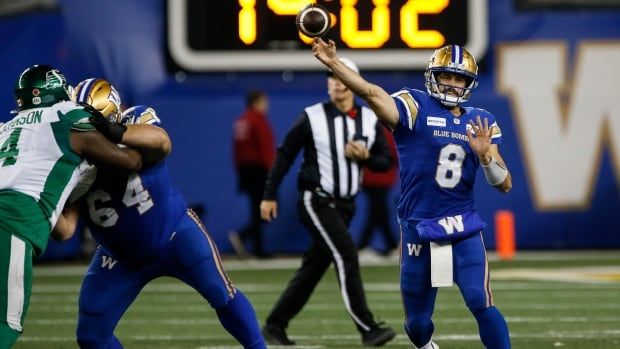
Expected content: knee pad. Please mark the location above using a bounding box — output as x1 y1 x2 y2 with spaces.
461 286 489 313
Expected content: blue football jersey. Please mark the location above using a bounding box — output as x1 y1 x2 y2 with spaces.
391 88 502 221
79 118 187 264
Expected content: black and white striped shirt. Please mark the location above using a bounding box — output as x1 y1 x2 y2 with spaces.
264 101 392 200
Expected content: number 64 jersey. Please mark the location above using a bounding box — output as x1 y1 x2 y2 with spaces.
391 88 502 222
78 126 187 265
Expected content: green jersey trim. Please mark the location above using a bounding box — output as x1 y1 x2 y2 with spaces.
0 190 50 256
61 109 95 132
37 118 82 223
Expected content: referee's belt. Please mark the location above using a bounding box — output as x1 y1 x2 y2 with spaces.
313 187 355 201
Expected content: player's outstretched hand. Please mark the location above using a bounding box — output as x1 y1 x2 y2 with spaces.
312 38 338 68
260 200 278 222
466 115 492 163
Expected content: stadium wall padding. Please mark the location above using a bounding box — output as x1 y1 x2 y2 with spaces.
0 0 618 258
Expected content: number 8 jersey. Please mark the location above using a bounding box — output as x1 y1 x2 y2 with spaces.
391 88 502 222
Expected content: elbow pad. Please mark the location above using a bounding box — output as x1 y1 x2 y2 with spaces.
481 157 508 186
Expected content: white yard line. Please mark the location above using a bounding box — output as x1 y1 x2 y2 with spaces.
19 330 620 343
32 250 620 277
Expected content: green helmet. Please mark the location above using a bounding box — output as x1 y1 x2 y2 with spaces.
14 64 71 111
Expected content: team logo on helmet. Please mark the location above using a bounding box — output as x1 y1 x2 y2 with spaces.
13 64 71 111
73 78 123 123
45 69 67 89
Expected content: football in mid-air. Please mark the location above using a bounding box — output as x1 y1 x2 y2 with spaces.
296 4 331 38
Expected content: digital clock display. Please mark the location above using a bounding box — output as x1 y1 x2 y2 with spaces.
167 0 488 71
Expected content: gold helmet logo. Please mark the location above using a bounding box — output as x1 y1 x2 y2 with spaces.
73 78 122 123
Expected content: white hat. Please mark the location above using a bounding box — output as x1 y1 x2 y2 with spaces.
327 57 359 75
339 57 359 73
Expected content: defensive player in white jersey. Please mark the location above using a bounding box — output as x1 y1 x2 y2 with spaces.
0 65 143 348
312 40 512 349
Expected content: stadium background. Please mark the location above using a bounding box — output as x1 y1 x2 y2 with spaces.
0 0 619 259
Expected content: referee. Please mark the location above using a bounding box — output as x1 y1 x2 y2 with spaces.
260 58 396 347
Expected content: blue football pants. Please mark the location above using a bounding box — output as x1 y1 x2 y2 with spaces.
400 224 510 348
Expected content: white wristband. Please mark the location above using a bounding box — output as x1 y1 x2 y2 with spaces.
481 156 508 186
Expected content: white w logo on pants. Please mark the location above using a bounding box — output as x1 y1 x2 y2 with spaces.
437 215 464 235
101 255 118 270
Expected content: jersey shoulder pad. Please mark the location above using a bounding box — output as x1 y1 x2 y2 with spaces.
391 88 429 131
54 101 96 132
467 107 494 120
465 107 502 139
122 105 162 126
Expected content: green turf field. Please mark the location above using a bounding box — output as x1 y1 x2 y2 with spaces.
14 251 620 349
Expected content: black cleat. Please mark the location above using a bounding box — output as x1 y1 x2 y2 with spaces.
361 323 396 347
262 324 296 346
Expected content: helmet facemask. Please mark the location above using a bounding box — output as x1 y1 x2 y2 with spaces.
424 45 479 108
425 69 478 107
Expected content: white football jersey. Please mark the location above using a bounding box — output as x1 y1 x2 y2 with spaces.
0 101 91 227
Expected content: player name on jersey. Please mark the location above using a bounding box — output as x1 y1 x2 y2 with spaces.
0 110 42 133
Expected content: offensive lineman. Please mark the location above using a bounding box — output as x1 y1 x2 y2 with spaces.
54 79 266 349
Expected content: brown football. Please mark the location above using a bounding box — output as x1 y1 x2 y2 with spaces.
296 4 331 38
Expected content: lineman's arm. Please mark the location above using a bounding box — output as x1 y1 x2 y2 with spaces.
89 111 171 165
51 202 80 241
120 124 171 165
312 38 407 130
70 130 142 172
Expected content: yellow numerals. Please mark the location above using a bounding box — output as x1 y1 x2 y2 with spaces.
401 0 448 48
239 0 257 45
267 0 309 14
340 0 390 48
239 0 450 48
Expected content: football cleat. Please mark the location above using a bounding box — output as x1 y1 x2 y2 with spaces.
425 44 478 107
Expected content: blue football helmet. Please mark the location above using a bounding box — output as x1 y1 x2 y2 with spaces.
121 105 161 125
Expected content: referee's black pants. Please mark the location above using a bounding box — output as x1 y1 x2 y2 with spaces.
266 190 376 333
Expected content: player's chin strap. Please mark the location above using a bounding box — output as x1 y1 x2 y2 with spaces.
481 156 508 186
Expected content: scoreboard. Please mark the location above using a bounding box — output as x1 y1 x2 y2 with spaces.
167 0 488 71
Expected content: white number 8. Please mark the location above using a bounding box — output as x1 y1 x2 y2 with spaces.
435 144 465 188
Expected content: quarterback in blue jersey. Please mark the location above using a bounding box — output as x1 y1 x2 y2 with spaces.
54 79 266 349
312 40 512 349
